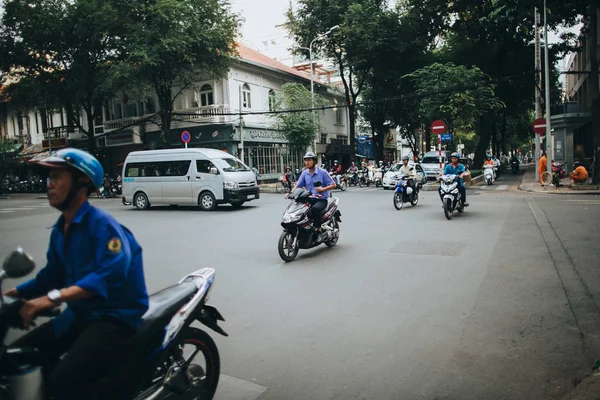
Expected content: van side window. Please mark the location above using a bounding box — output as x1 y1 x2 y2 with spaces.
125 161 191 177
196 160 216 174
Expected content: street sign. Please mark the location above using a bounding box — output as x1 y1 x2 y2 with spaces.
181 131 191 143
532 118 546 136
440 133 453 142
430 120 447 135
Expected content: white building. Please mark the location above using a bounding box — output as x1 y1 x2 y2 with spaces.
1 43 349 178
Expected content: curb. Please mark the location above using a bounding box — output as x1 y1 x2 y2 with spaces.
518 185 600 196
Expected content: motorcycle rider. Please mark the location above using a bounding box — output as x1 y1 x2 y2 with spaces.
283 166 294 191
483 155 496 181
330 160 342 186
347 161 359 185
398 155 417 193
4 148 149 400
441 152 469 207
290 152 336 243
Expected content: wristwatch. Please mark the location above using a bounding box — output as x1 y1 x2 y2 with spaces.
47 289 62 305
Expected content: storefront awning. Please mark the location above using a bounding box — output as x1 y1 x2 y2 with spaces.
28 151 51 163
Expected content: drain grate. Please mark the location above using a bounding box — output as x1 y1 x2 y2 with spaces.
390 241 465 257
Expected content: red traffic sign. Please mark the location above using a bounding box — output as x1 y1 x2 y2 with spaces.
181 131 191 143
532 118 546 136
430 120 447 135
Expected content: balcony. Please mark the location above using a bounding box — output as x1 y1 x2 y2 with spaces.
44 126 80 139
173 104 230 124
104 116 144 132
550 102 581 116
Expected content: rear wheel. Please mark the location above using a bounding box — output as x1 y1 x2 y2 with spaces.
443 198 453 220
410 192 419 206
325 219 340 247
134 192 149 210
278 231 299 262
393 192 403 210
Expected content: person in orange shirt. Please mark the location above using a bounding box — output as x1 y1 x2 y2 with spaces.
538 152 547 185
570 161 588 184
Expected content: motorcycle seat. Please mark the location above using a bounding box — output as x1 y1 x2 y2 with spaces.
141 281 198 327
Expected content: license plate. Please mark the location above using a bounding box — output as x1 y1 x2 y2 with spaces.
246 194 255 200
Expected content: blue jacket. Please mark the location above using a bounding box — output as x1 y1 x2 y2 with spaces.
17 202 149 337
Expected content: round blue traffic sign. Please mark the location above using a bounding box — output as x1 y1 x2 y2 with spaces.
181 131 191 143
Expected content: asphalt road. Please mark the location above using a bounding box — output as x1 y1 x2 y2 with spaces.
1 170 599 400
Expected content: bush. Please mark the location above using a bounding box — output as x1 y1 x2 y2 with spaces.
470 169 483 178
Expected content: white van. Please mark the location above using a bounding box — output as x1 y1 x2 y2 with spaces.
421 150 452 179
122 148 259 210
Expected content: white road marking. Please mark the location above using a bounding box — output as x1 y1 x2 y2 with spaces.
0 210 15 214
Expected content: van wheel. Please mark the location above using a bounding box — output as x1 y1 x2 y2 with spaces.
134 192 149 210
199 192 217 211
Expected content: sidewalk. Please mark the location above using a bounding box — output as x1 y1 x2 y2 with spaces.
519 167 600 195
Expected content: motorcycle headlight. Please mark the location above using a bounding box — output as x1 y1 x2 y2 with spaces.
223 181 238 189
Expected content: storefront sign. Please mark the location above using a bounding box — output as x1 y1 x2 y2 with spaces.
244 129 286 143
42 138 68 149
385 130 396 149
106 130 134 147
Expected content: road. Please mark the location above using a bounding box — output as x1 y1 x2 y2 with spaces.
1 169 599 400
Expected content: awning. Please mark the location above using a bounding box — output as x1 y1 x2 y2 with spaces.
28 151 51 163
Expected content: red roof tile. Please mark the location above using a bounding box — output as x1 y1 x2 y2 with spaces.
236 43 311 82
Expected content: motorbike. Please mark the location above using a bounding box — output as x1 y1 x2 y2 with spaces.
358 170 371 187
278 185 342 262
347 171 358 186
112 179 123 195
0 247 227 400
551 162 566 186
484 164 495 185
439 174 464 220
276 173 294 194
374 168 384 188
329 172 347 191
511 161 519 174
393 175 419 210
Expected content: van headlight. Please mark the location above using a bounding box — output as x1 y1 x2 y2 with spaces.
223 181 238 189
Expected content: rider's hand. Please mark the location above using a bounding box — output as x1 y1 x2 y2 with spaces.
20 296 55 330
315 187 326 193
3 288 18 297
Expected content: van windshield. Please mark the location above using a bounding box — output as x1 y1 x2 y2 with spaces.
422 156 447 164
212 158 250 172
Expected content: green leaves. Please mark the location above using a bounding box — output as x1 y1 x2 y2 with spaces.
271 83 323 153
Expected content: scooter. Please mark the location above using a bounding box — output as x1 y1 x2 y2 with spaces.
393 175 419 210
439 174 464 220
278 184 342 262
484 164 495 185
0 248 227 400
329 172 347 191
374 168 383 188
511 161 519 174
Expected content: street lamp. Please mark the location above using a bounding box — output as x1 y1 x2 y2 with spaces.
296 25 339 153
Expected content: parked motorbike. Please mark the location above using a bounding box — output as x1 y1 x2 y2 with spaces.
278 185 342 262
484 164 495 185
0 248 226 400
393 175 419 210
551 162 566 186
439 174 464 220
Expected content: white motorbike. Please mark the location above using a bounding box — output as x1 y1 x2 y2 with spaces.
484 164 495 185
374 168 384 188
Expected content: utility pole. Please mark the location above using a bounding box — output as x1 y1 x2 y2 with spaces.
543 0 552 176
238 85 244 162
534 7 542 175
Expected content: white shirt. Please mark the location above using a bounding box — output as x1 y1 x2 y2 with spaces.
398 164 416 178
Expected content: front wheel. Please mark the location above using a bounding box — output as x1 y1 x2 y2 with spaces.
443 198 453 220
275 181 286 194
278 231 299 262
393 192 403 210
199 192 217 211
358 179 364 188
339 181 347 191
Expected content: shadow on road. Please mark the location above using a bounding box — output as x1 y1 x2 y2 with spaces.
122 204 259 213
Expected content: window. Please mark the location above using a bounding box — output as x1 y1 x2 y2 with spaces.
112 101 123 120
200 84 214 107
320 134 328 144
212 158 249 172
335 109 343 125
268 89 276 112
196 160 217 174
242 83 251 108
125 161 191 177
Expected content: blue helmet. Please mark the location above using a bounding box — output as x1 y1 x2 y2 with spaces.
451 152 460 159
38 148 104 189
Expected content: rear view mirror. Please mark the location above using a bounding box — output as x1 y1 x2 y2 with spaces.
314 181 322 187
209 167 218 175
2 248 35 279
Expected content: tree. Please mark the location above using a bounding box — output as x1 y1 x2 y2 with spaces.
119 0 240 146
287 0 393 154
271 83 324 154
0 0 128 151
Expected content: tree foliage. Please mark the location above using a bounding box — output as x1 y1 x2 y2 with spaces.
271 83 324 153
119 0 240 145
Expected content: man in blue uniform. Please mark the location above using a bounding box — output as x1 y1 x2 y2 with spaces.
441 152 469 207
5 148 149 399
